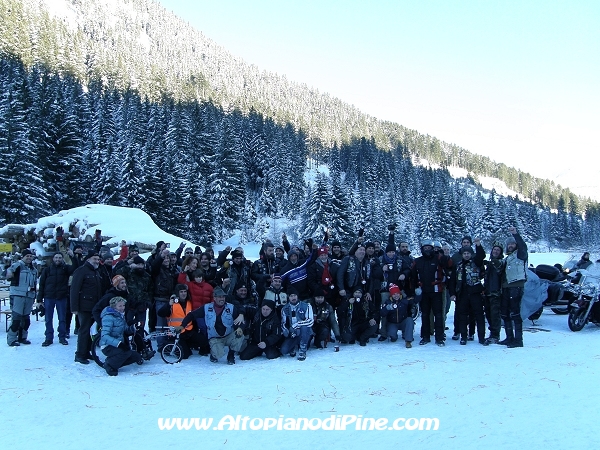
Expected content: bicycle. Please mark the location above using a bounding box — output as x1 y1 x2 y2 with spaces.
91 326 183 366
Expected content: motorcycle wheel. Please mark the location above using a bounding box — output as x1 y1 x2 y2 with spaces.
551 307 569 315
568 308 588 332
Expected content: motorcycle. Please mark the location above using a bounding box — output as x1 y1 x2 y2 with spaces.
567 270 600 331
535 258 589 315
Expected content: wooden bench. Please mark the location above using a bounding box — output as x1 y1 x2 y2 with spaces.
0 289 9 307
1 310 11 332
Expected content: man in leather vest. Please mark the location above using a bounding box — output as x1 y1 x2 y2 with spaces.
492 227 528 348
180 287 244 364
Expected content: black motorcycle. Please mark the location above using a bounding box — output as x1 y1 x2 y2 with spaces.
535 260 585 315
567 272 600 331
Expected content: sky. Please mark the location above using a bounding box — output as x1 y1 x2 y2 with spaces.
157 0 600 200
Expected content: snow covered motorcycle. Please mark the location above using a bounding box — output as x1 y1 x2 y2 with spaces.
536 259 586 315
567 270 600 332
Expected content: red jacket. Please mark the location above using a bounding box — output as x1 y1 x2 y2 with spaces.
178 272 214 310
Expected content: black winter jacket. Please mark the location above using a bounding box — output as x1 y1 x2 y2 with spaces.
37 262 77 301
70 262 103 313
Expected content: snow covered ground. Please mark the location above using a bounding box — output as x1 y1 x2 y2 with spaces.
1 205 597 447
2 251 599 448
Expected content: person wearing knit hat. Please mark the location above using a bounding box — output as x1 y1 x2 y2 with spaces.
280 288 314 361
286 285 299 298
378 238 402 341
451 236 474 266
263 275 288 313
70 250 103 363
482 242 504 345
92 274 129 325
274 246 285 264
112 275 126 289
343 286 377 347
380 284 414 348
310 294 341 349
448 238 486 346
460 246 475 257
229 282 253 307
239 298 282 361
113 253 152 358
307 245 337 308
389 284 401 297
251 242 279 300
329 240 345 264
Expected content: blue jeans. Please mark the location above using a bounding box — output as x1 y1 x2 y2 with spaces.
280 326 312 354
44 298 68 341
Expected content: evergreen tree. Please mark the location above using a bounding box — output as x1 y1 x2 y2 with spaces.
302 172 333 238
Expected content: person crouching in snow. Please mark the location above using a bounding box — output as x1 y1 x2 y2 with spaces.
280 287 314 361
348 288 378 346
99 296 143 376
239 299 282 361
380 284 415 348
310 294 340 349
180 287 245 364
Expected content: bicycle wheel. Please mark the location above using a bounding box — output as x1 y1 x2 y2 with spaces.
91 334 106 367
161 342 183 364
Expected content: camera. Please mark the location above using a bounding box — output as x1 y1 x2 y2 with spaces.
32 304 45 317
388 264 393 270
166 243 170 248
387 223 397 232
358 227 365 237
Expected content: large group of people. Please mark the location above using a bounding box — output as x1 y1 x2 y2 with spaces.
3 225 532 375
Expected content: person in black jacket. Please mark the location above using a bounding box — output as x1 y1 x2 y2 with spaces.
411 240 453 346
310 294 340 348
449 245 486 345
97 253 114 295
338 288 378 346
482 243 504 345
307 246 340 308
38 251 78 346
239 299 282 360
149 249 177 338
70 252 103 364
336 245 381 303
251 243 280 300
92 275 129 325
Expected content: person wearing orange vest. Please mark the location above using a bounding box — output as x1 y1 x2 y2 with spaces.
158 284 208 358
